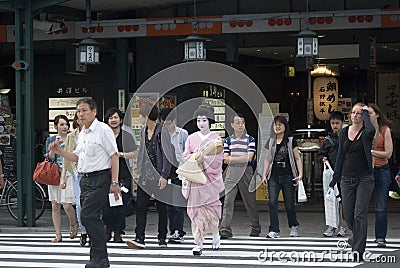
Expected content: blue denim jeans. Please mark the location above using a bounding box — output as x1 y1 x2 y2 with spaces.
374 164 392 242
268 174 299 233
73 173 85 232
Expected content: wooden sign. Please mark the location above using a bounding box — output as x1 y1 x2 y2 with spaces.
313 77 339 121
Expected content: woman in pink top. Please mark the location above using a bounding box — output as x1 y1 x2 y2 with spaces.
182 104 224 256
368 103 393 247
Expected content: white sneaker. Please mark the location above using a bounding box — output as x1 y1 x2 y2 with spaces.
168 230 183 244
266 231 280 239
290 226 299 237
337 226 346 237
323 226 336 237
389 191 400 199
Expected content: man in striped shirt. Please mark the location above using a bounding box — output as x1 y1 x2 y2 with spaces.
220 114 261 239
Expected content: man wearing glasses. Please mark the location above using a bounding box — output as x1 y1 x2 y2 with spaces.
220 114 261 239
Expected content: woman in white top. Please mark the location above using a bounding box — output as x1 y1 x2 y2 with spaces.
45 115 77 243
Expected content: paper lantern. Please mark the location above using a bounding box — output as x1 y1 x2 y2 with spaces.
313 77 339 121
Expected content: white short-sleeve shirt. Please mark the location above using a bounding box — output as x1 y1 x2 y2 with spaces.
74 118 118 173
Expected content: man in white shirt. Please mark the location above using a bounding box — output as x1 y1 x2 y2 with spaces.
159 107 188 243
49 98 119 268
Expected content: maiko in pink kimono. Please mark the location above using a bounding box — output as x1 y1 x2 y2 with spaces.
182 104 224 256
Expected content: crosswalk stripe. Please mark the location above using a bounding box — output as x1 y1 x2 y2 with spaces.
0 233 398 267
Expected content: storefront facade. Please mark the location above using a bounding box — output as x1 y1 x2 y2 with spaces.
1 0 400 223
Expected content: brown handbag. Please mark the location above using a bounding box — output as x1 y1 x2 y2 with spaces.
33 157 61 186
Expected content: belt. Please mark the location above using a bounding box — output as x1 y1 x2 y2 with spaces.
230 163 252 167
81 169 110 178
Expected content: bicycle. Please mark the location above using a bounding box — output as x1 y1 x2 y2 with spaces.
0 169 47 223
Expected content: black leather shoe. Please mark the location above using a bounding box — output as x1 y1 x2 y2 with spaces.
85 258 110 268
249 229 261 237
114 231 123 243
105 226 112 242
220 230 233 239
80 233 87 247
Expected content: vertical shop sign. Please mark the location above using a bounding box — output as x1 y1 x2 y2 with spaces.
378 73 400 137
118 89 125 111
313 77 339 121
370 36 376 68
307 98 314 125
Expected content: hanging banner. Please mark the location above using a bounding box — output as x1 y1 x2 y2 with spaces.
378 73 400 137
313 77 339 121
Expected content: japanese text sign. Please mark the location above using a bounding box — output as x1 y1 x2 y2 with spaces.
313 77 339 121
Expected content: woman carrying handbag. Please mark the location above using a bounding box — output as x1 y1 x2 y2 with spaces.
261 115 303 239
45 115 77 243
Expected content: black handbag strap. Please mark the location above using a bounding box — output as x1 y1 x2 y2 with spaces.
345 126 364 158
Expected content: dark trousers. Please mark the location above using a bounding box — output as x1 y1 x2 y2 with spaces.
341 174 374 255
167 178 186 236
80 172 111 260
268 174 299 233
103 178 132 232
135 180 168 240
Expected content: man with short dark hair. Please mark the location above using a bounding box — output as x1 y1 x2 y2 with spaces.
49 97 120 268
159 107 188 243
220 114 261 239
126 101 174 249
317 110 347 237
104 107 137 243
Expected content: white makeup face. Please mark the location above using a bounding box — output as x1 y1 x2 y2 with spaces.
197 116 210 132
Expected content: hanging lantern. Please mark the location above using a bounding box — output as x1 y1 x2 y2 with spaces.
296 30 318 58
77 38 100 64
178 35 210 62
313 77 339 121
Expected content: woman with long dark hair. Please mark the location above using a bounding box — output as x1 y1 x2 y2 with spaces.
261 115 303 239
368 103 393 247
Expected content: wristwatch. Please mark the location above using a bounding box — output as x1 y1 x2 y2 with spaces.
111 181 119 186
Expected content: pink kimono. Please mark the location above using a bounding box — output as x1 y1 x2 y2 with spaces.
182 131 224 244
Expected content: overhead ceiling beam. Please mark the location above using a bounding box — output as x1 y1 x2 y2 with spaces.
0 1 15 12
31 0 67 12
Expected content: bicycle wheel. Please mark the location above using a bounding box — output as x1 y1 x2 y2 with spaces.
33 182 46 220
6 181 18 220
6 181 46 222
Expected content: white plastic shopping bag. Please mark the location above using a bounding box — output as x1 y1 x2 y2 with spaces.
297 179 307 202
322 162 340 228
